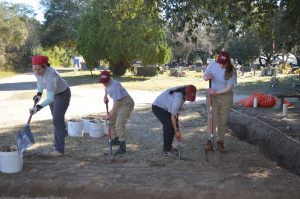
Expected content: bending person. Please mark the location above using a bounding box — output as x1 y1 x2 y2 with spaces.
30 55 71 157
152 85 197 157
99 70 134 155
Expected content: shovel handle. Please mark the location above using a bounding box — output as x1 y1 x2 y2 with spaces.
27 101 38 125
105 102 109 115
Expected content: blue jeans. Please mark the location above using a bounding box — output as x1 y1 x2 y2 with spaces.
49 88 71 153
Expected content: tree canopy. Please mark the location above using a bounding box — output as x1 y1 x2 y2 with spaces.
77 0 171 75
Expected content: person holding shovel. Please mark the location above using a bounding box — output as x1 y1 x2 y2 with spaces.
99 70 134 155
203 51 237 153
152 85 197 157
30 55 71 157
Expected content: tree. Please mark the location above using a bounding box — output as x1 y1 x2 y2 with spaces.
0 3 28 70
77 0 170 75
154 0 300 58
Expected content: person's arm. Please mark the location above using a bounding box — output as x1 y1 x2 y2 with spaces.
171 114 179 133
37 80 43 94
214 84 233 95
39 91 55 107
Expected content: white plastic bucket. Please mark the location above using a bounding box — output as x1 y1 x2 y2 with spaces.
81 117 95 134
88 120 104 138
0 151 23 173
67 119 83 137
101 118 109 135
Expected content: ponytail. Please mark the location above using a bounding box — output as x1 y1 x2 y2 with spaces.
169 86 186 96
224 59 237 80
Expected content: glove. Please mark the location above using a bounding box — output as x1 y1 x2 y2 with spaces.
104 96 109 104
175 131 181 140
204 73 213 80
29 105 43 115
207 88 216 95
33 92 42 103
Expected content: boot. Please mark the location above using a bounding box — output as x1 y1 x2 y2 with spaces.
204 140 213 151
115 141 126 155
111 137 120 145
217 141 227 153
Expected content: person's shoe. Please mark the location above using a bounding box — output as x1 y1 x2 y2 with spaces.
48 150 64 157
111 137 121 145
204 140 213 151
163 149 178 157
115 141 126 155
216 141 227 153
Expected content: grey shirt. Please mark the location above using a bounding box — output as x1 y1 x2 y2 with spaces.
204 61 237 90
106 79 129 102
153 87 185 115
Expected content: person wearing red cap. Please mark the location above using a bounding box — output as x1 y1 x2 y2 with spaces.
99 70 134 155
30 55 71 157
152 85 197 157
203 51 237 153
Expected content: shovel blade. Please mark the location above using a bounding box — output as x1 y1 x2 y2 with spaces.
16 125 35 155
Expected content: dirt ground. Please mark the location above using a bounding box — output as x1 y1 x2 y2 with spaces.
0 74 300 199
0 103 300 199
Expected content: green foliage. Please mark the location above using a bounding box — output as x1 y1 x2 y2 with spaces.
77 0 171 75
36 45 72 67
0 2 29 71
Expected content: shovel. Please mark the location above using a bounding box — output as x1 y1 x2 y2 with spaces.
175 114 182 160
16 101 37 156
205 79 216 162
104 102 113 160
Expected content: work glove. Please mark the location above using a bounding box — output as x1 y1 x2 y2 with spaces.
207 88 216 95
175 131 181 140
33 92 42 103
204 73 213 80
29 105 43 115
104 96 109 104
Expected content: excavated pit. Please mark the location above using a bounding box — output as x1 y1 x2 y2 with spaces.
228 108 300 175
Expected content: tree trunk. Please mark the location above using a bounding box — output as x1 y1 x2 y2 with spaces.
110 62 128 76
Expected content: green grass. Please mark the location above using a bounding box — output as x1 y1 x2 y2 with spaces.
58 69 299 94
0 71 16 79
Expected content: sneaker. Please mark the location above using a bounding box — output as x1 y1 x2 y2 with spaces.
217 141 227 153
111 137 121 145
163 150 178 157
48 150 64 157
204 140 213 151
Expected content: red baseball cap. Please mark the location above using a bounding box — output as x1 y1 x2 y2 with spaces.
217 51 230 65
185 85 197 102
32 55 48 65
99 70 111 83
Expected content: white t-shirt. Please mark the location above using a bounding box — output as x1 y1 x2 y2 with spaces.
204 61 237 90
153 87 185 115
35 66 69 94
106 79 129 101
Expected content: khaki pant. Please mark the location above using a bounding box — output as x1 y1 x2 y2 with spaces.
110 96 134 141
206 92 233 141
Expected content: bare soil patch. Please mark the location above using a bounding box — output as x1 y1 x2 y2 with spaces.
1 104 300 199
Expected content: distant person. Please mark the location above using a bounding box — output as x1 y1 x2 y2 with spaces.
30 55 71 157
99 70 134 155
152 85 197 157
203 51 237 153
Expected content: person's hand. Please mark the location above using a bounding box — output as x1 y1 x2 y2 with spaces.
207 88 216 95
33 92 42 103
175 131 181 140
205 73 213 80
29 105 42 115
104 96 109 104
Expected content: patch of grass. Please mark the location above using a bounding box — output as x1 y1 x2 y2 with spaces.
43 69 300 94
0 71 16 79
